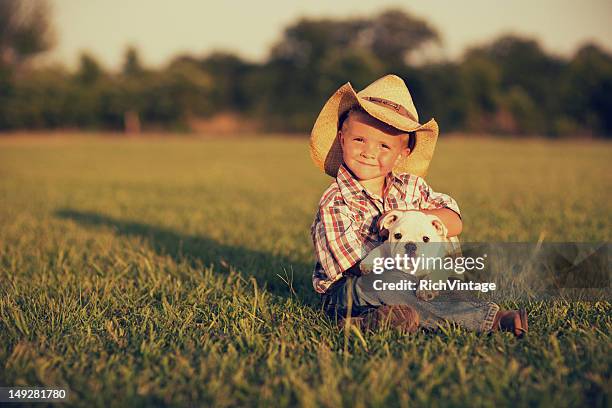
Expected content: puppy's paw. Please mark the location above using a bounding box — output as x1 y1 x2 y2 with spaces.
416 288 439 302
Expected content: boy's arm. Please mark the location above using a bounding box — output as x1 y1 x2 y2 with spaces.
312 204 366 284
415 177 463 237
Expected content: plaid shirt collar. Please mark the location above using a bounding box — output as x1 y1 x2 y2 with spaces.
336 164 402 209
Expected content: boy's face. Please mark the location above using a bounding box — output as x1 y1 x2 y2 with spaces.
339 110 410 183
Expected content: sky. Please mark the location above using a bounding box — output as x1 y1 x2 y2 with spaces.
49 0 612 69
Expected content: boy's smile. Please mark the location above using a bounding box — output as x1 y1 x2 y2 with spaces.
339 110 410 196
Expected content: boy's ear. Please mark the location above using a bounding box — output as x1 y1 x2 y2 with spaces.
402 135 412 157
395 146 410 165
401 133 413 157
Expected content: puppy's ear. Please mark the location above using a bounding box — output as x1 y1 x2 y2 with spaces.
429 215 448 238
377 210 403 241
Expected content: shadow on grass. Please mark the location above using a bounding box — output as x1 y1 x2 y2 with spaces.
55 209 319 304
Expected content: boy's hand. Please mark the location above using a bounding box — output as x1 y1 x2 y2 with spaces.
358 261 373 275
359 244 386 275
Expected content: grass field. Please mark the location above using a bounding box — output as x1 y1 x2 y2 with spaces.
0 134 610 407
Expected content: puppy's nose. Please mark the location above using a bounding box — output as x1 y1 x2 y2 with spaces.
405 242 417 253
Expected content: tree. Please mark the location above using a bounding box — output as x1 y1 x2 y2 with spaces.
199 52 253 111
0 0 55 128
562 43 612 136
122 46 145 77
269 8 439 69
460 53 502 131
412 63 468 131
75 53 103 84
461 35 566 134
263 8 441 131
140 58 213 125
0 0 54 68
369 9 441 68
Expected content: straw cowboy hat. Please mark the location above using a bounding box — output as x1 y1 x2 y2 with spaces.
309 74 439 178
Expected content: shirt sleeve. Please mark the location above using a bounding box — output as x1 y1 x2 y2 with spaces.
416 177 461 218
311 203 364 284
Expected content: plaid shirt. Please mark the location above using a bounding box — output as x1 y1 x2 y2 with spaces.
311 164 461 294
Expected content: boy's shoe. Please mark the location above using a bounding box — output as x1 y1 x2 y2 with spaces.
491 309 528 338
338 305 420 333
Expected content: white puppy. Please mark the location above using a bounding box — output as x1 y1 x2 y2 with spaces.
361 210 455 301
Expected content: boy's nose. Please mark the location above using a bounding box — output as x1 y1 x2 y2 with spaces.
361 145 376 158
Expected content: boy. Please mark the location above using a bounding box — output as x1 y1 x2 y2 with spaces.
309 74 527 336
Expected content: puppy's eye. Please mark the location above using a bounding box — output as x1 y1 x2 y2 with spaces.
422 236 430 242
394 232 402 240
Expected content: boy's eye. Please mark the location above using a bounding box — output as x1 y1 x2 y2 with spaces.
381 144 390 150
353 137 364 142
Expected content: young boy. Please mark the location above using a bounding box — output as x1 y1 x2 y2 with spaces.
309 74 528 336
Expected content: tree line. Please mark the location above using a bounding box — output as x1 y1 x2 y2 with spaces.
1 2 611 137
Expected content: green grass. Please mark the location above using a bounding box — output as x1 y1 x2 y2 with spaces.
0 134 610 407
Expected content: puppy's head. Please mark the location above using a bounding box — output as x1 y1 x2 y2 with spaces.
377 210 448 257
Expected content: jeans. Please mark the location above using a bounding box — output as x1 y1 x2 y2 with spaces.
322 270 499 333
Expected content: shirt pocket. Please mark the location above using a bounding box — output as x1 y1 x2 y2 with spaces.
408 198 421 210
397 195 420 211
